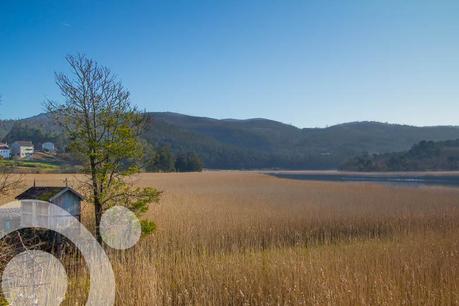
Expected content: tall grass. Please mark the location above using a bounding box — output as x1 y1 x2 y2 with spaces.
10 173 459 304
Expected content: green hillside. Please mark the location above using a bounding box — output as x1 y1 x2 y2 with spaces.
341 139 459 171
3 112 459 169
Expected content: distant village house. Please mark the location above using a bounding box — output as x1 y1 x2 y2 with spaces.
0 143 11 159
42 142 56 153
11 141 34 159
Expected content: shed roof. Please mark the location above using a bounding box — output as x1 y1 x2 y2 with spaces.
15 186 84 202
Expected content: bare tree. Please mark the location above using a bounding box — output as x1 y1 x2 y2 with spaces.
47 55 160 243
0 168 22 196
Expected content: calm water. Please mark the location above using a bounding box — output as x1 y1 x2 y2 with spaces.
270 173 459 188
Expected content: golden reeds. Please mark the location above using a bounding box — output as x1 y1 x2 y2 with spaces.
7 172 459 305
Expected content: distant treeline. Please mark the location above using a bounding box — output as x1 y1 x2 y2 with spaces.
3 122 204 173
2 122 65 150
143 145 203 172
341 139 459 171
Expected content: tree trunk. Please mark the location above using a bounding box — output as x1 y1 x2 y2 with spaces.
94 198 103 244
90 157 103 244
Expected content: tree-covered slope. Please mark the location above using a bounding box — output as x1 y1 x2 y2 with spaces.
3 112 459 169
341 139 459 171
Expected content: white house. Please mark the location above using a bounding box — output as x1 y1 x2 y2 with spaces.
0 143 10 159
42 142 56 153
11 141 34 159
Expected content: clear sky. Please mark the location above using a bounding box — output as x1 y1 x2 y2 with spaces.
1 0 458 127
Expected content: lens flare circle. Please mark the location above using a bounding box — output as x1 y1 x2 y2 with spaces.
2 250 68 306
100 206 141 250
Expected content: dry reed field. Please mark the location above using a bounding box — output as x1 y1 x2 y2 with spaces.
3 172 459 305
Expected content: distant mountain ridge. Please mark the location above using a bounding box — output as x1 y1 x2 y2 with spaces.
2 112 459 169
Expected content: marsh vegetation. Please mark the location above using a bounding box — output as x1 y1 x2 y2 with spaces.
1 172 454 305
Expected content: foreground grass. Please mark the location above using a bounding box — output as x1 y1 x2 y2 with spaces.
9 173 459 305
116 230 457 305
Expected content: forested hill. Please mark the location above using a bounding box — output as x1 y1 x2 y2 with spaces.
341 139 459 171
2 112 459 169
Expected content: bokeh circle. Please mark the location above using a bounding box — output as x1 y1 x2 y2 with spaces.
2 250 68 306
100 206 141 250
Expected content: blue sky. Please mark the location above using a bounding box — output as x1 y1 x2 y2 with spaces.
1 0 458 127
